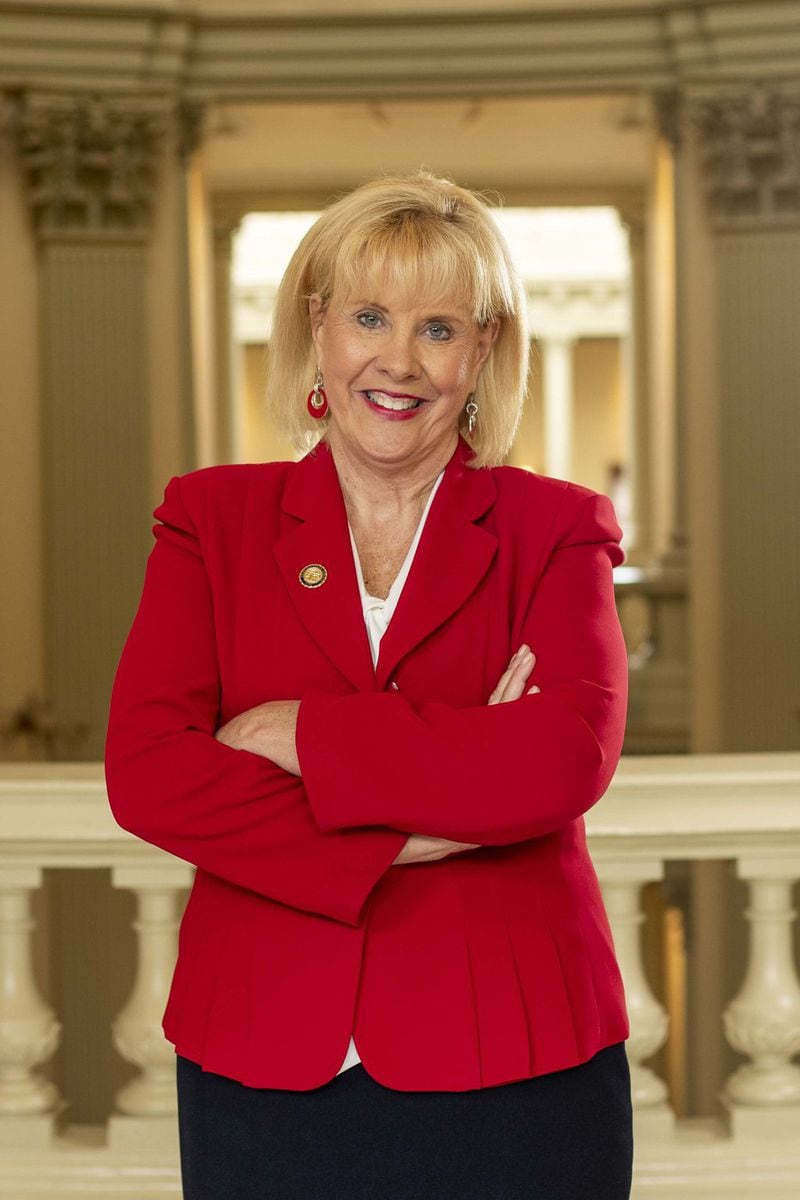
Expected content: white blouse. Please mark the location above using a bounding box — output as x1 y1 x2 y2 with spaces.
334 467 446 1074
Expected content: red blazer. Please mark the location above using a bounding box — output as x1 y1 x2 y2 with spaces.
105 434 630 1092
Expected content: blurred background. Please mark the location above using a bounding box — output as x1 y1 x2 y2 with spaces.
0 2 799 1196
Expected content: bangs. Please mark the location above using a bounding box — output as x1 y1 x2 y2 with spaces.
326 216 502 325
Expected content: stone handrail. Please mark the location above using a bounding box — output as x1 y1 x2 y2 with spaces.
4 752 797 850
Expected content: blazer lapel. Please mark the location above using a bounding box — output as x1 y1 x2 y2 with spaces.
274 441 377 694
373 436 498 691
273 435 498 695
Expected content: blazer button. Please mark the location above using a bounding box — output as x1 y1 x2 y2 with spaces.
389 681 399 691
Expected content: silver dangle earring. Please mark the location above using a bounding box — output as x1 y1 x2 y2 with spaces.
465 393 478 435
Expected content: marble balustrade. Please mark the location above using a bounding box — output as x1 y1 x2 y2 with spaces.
1 754 799 1198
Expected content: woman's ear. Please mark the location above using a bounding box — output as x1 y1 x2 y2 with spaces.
475 319 500 370
308 293 325 351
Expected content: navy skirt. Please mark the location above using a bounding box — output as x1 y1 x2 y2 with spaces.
176 1041 633 1199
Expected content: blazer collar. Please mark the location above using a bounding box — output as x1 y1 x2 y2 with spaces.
274 434 498 693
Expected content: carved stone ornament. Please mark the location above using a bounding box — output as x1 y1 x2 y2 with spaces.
176 100 206 169
8 92 169 237
652 88 682 151
689 84 800 230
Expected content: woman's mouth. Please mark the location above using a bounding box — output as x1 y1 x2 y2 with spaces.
361 390 426 418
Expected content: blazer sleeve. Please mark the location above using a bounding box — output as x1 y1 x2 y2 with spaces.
104 474 407 928
296 489 628 846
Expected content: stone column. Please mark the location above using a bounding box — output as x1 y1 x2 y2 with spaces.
677 80 800 1121
212 211 244 464
651 90 690 578
7 92 201 761
686 82 800 753
539 335 575 480
5 94 204 1120
617 207 650 563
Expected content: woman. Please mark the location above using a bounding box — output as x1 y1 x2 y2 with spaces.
105 170 633 1199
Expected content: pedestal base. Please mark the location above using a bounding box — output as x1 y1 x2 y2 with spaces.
633 1103 677 1143
724 1102 800 1142
0 1111 58 1151
106 1113 179 1155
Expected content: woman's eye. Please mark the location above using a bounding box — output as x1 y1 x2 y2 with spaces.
356 311 382 328
427 322 453 341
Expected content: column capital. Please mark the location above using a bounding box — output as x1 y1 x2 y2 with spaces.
652 88 683 152
617 204 646 249
687 82 800 232
5 90 175 240
176 99 207 169
536 330 576 349
212 211 243 250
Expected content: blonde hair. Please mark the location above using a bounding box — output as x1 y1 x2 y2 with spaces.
266 170 529 469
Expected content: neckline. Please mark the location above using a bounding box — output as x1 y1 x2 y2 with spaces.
349 468 445 606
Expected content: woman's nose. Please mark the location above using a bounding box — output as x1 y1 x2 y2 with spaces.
376 329 420 379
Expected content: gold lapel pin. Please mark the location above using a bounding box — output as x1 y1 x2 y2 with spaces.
299 563 328 588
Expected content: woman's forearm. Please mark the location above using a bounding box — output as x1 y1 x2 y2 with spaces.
215 700 302 775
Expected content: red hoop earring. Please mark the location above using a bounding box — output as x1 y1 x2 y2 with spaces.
307 369 328 419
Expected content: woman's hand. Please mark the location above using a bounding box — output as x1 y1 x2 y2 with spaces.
391 834 484 865
392 644 539 865
487 643 540 704
215 700 301 775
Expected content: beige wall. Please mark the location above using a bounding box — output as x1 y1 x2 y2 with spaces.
0 131 44 751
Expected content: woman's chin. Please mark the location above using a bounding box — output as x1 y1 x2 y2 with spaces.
330 415 425 458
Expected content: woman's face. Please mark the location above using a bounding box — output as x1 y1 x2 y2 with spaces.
309 277 498 470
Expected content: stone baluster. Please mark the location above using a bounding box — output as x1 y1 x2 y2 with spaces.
597 858 674 1139
0 866 62 1150
722 856 800 1140
107 863 192 1153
